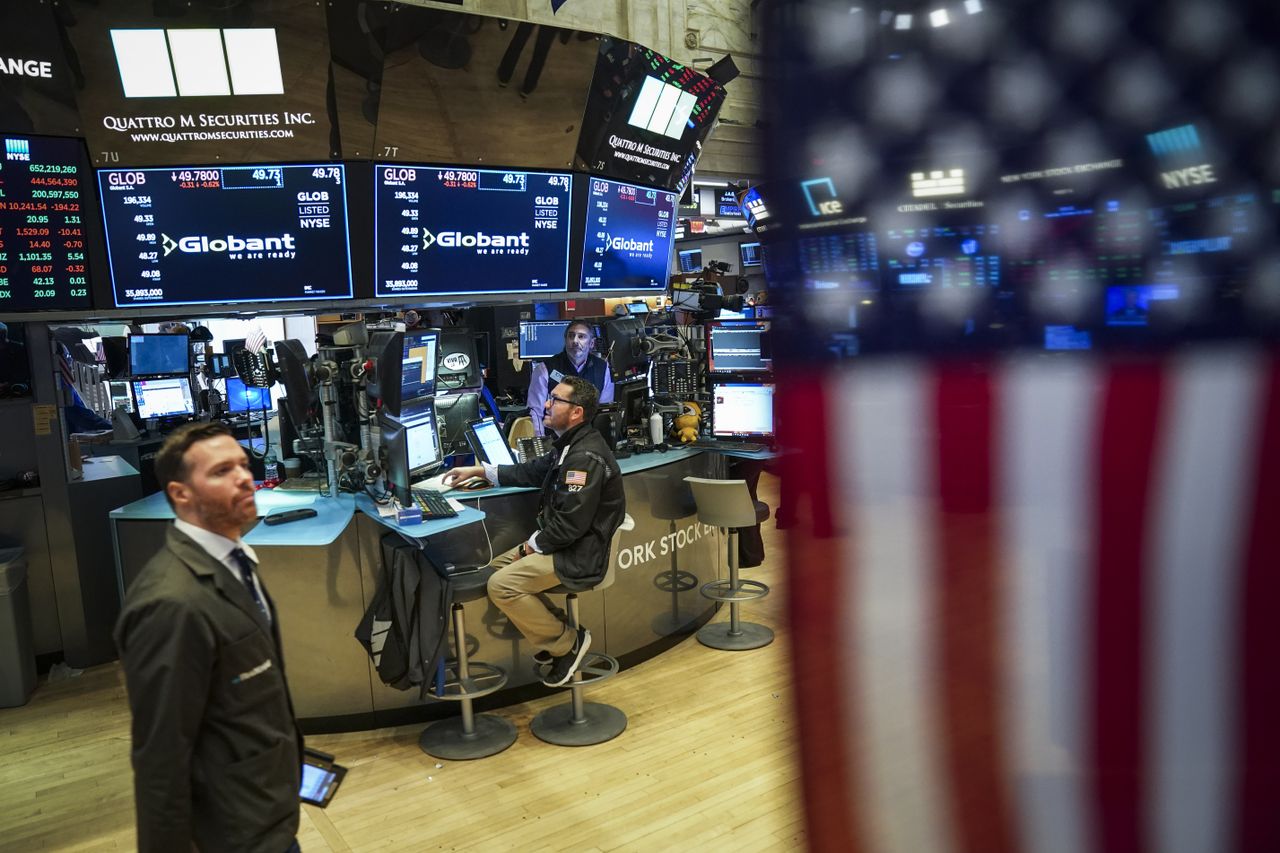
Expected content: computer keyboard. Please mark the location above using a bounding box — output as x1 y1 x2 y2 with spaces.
410 488 459 520
689 439 768 453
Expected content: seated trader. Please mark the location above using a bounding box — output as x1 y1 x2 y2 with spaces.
115 422 303 853
527 320 614 436
443 376 626 686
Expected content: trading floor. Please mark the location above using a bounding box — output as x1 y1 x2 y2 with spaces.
1 478 801 852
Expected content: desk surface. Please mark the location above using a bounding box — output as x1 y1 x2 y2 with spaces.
77 455 139 483
110 488 354 545
353 492 485 539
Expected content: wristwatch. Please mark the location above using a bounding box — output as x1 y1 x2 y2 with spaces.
517 543 527 558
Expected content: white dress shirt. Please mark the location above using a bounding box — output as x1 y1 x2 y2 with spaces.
173 518 270 620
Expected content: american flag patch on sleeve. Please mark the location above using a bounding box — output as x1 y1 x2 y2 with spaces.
565 470 588 486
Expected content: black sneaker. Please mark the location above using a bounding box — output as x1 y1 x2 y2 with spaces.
542 627 591 687
532 649 553 666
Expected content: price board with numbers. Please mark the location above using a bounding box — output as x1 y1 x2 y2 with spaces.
97 162 353 307
0 135 94 310
373 164 573 297
579 176 677 291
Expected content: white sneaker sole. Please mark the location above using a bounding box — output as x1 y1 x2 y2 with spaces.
543 629 592 687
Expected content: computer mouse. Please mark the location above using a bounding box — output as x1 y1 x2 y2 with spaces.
459 476 489 491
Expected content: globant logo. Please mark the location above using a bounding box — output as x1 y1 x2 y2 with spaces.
421 229 530 250
607 235 655 253
162 232 297 256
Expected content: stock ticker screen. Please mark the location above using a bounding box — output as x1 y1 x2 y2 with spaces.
97 163 353 308
0 135 93 311
580 176 676 291
374 165 572 297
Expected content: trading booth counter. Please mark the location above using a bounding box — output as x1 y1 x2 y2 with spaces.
109 447 727 731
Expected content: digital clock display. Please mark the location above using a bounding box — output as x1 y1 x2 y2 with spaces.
0 135 94 311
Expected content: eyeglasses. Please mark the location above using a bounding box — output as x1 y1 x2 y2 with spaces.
548 394 578 408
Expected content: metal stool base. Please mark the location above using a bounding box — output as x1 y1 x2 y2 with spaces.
697 620 774 651
418 713 517 760
530 701 627 747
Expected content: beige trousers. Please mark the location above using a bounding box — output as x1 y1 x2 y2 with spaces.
486 546 575 655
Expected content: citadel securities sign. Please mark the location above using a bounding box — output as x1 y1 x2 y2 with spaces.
62 2 336 166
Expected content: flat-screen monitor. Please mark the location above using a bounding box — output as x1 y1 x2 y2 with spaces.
518 320 573 359
617 380 649 429
401 329 439 403
225 376 273 414
0 135 94 311
579 177 677 291
467 417 515 466
678 248 702 273
627 301 650 315
381 403 443 506
404 403 444 477
706 321 772 373
602 316 648 383
373 165 573 296
711 381 775 440
108 380 135 414
129 333 189 377
435 392 482 456
1105 284 1179 327
132 376 196 419
207 353 236 378
98 163 353 307
881 223 999 290
740 242 763 269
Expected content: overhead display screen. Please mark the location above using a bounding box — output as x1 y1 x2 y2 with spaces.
374 165 572 297
98 163 352 308
580 177 676 291
0 135 93 311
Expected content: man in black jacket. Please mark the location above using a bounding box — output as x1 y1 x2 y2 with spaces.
115 422 303 853
443 376 625 686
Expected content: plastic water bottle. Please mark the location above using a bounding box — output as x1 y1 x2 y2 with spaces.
262 448 281 488
648 411 664 445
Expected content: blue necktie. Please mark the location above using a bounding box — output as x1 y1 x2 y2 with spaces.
230 548 270 622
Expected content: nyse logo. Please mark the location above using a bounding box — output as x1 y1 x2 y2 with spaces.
4 138 30 162
161 232 296 256
421 229 531 250
442 352 471 372
110 28 283 98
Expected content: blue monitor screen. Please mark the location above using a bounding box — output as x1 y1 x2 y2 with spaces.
740 242 763 268
518 321 571 359
98 164 353 307
374 165 573 296
401 329 439 402
225 376 273 413
580 177 677 291
881 224 999 289
129 334 188 376
678 248 702 273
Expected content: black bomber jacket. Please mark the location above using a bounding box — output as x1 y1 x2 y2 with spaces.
496 422 626 590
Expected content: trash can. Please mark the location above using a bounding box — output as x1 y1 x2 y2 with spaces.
0 547 37 707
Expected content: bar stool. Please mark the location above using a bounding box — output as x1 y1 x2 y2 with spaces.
683 477 773 651
418 567 517 760
530 514 634 747
642 473 701 635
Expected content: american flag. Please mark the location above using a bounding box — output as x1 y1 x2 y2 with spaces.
565 470 587 486
782 349 1280 853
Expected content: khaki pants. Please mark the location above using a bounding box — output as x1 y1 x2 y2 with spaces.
487 546 575 655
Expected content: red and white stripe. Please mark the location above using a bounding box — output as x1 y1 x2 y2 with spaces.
787 346 1280 853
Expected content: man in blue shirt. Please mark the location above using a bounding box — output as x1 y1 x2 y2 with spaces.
526 320 614 435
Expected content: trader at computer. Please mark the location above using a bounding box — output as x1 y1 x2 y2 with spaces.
114 422 303 853
443 376 626 686
527 320 614 436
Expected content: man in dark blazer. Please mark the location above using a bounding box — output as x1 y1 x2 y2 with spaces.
115 422 303 853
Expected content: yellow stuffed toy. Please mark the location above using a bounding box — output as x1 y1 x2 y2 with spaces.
672 401 702 444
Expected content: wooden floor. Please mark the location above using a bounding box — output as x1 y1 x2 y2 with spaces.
0 475 804 852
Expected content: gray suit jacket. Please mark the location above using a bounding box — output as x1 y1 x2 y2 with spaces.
114 526 302 853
